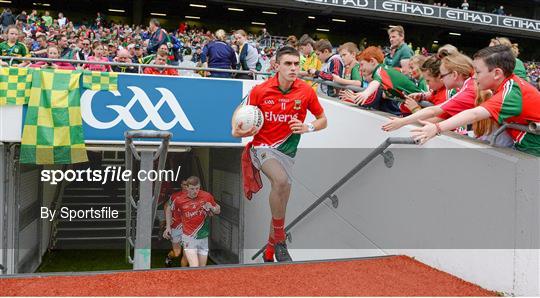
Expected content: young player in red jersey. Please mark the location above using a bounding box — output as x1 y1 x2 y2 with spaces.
411 45 540 156
163 179 189 267
232 46 328 262
175 176 220 267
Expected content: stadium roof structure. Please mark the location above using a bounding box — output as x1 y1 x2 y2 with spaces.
214 0 540 39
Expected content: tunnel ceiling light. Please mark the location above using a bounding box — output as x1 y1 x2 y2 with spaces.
308 16 316 19
151 12 167 16
262 11 277 15
316 28 330 32
332 18 346 22
228 7 244 12
190 4 206 8
252 22 266 26
185 15 200 19
449 32 461 36
108 9 125 13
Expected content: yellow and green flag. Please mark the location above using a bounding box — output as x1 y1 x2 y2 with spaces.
82 70 118 91
0 67 33 105
20 69 88 164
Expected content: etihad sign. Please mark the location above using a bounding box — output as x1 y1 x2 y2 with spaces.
296 0 540 34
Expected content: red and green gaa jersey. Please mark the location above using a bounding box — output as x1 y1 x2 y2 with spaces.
372 64 422 99
168 190 186 229
430 87 456 106
178 190 217 239
480 74 540 156
247 74 324 158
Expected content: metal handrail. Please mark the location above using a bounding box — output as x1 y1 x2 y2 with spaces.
304 77 434 108
490 122 540 146
0 55 272 76
251 137 418 260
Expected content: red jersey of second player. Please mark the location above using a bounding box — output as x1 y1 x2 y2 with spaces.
247 74 324 149
177 190 217 239
168 190 186 229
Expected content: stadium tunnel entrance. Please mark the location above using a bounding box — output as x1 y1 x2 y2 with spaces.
0 144 245 274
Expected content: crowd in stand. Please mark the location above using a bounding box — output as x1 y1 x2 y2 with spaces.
0 8 539 155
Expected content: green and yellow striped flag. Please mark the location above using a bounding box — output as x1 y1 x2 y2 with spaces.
20 69 88 164
0 67 33 105
82 70 118 91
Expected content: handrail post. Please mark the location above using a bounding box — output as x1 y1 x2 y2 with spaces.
250 137 417 260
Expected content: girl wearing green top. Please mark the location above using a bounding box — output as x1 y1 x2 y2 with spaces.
332 42 363 87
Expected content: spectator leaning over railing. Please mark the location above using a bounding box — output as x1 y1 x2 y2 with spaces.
382 48 477 132
83 42 111 72
307 39 344 97
340 46 421 116
489 37 528 81
143 49 179 76
411 45 540 156
29 45 75 70
201 29 237 78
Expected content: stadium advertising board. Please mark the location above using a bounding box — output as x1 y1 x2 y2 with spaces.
296 0 540 33
80 74 244 144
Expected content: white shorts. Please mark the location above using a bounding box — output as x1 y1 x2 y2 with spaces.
171 227 183 244
182 235 209 256
249 147 294 184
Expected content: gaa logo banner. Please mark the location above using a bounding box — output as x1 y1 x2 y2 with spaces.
80 74 244 144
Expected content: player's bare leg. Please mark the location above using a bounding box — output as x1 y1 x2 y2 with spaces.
198 254 208 267
261 159 292 262
184 250 199 267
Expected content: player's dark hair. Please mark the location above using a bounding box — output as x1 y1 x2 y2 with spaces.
275 46 300 63
473 45 515 77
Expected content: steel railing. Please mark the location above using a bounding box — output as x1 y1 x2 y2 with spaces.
490 122 540 146
251 137 418 260
0 55 271 77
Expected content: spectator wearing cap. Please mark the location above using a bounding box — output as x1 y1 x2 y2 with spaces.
108 42 117 61
132 44 147 63
201 29 237 78
146 18 167 55
143 50 179 76
112 49 138 73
